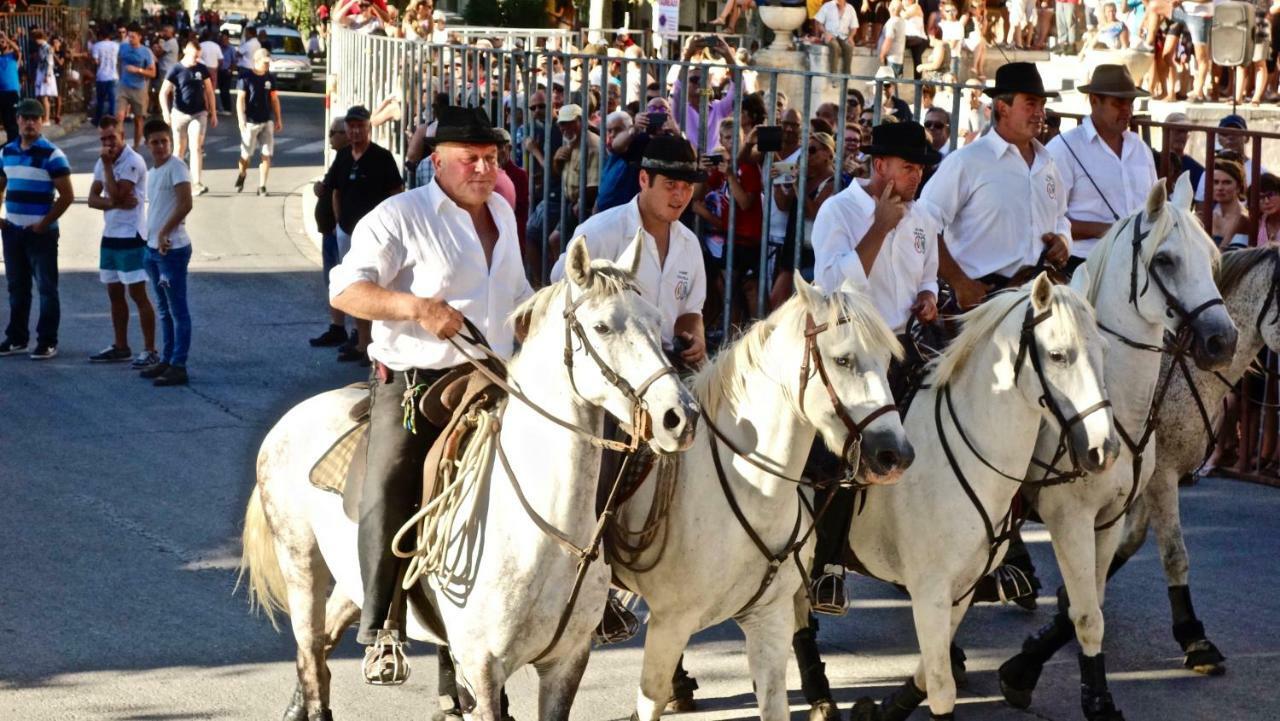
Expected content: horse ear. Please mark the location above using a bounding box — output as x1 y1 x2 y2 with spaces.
1031 271 1054 313
565 235 592 287
627 227 645 276
1145 176 1169 219
1169 170 1194 211
795 274 824 309
1069 262 1092 294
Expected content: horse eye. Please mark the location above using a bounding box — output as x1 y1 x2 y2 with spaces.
592 322 610 334
1048 350 1068 364
1153 253 1175 268
834 355 852 368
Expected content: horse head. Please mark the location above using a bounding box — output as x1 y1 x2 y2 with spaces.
515 235 698 454
1130 173 1237 370
1023 273 1120 473
789 277 914 484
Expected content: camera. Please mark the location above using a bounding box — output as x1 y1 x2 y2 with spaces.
646 112 668 132
756 125 782 153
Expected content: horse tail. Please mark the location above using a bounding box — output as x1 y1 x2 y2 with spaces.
237 484 289 630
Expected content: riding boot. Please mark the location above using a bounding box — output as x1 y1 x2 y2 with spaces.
793 616 834 705
998 587 1076 709
434 649 463 719
667 656 699 712
1079 652 1125 721
1169 585 1226 673
972 532 1040 609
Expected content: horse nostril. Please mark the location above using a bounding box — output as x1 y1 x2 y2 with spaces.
875 449 899 470
1205 334 1225 357
1088 447 1106 469
663 408 683 432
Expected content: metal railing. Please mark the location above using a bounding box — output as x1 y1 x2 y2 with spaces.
0 7 90 100
327 24 970 334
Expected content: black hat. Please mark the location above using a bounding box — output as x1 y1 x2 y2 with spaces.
344 105 371 122
640 135 706 183
983 61 1060 99
15 98 44 118
861 121 942 166
426 106 506 150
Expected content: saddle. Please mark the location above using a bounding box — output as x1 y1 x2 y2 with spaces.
308 365 506 524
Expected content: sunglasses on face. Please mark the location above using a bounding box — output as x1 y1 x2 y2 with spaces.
923 121 947 130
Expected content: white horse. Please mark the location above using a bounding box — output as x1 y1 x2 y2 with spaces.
1109 246 1280 675
613 279 914 721
845 273 1118 721
998 176 1238 721
239 238 700 721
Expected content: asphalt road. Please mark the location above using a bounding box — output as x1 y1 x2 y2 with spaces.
1 92 1279 721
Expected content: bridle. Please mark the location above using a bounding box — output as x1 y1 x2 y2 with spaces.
937 298 1112 606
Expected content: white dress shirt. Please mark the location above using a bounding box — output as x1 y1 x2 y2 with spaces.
921 129 1071 280
812 180 940 333
328 180 533 372
1046 116 1158 258
815 0 860 36
550 196 706 349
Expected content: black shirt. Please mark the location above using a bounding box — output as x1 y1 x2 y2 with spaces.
324 143 403 233
237 71 277 124
166 63 210 115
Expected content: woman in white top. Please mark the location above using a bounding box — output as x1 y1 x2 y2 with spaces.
1211 159 1250 250
901 0 929 78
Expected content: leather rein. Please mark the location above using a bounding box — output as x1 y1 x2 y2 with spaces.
706 311 899 616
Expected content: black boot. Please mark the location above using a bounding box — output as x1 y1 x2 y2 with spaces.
282 685 307 721
1079 652 1125 721
998 589 1076 710
879 677 928 721
1169 585 1226 675
594 592 640 645
950 643 968 688
667 656 698 712
972 535 1040 610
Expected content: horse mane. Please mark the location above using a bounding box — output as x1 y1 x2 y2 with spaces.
1080 201 1218 305
692 286 902 418
508 261 641 334
1216 246 1278 296
931 283 1095 386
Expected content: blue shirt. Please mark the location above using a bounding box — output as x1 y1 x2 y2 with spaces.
0 52 18 92
596 151 640 213
118 42 154 90
1 136 71 228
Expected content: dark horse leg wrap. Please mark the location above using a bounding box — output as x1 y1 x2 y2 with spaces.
1078 652 1124 721
1169 585 1226 672
999 588 1076 709
282 684 307 721
880 677 928 721
671 656 699 697
793 615 833 704
437 649 461 707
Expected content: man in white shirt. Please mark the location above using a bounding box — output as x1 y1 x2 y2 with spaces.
198 30 222 105
1046 64 1157 274
236 25 261 71
90 27 120 124
921 62 1071 309
329 107 532 685
815 0 860 75
551 134 708 367
86 115 155 367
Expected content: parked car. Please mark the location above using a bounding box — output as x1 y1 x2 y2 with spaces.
220 12 248 39
259 25 314 91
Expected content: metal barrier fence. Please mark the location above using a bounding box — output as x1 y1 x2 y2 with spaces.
327 25 969 332
0 7 91 106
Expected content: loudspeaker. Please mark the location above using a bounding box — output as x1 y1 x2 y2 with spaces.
1211 1 1255 67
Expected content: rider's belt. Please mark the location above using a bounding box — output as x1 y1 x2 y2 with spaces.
374 362 454 385
979 272 1013 292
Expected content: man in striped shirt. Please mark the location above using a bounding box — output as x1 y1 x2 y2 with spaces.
0 98 73 360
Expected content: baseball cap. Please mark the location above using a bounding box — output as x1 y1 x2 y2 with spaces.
1219 114 1247 130
16 98 44 118
557 104 583 124
344 105 371 122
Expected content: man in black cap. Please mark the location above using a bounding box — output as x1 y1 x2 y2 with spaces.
323 104 404 364
1047 64 1157 274
921 61 1071 310
329 105 532 687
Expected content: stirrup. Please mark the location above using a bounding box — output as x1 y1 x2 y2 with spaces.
363 630 411 685
593 593 640 645
993 564 1039 608
811 567 848 616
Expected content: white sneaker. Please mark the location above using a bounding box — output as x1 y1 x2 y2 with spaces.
131 350 161 369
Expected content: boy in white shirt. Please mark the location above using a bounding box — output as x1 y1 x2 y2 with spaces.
139 117 195 386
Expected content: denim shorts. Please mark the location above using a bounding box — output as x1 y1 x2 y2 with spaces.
1183 14 1210 45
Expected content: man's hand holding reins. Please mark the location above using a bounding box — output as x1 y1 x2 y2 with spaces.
416 297 464 339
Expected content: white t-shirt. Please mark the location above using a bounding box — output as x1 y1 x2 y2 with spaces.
93 145 148 239
237 36 260 69
1183 0 1214 18
91 40 120 82
146 156 192 250
882 17 907 65
815 1 860 37
768 146 803 244
199 40 222 71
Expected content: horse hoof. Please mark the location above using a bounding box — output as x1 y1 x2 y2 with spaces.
809 698 841 721
950 643 968 689
309 712 334 721
849 697 882 721
997 655 1042 710
1082 691 1125 721
431 710 464 721
1184 639 1227 676
282 686 307 721
665 694 697 713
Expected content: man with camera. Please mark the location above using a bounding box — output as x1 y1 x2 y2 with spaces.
671 35 739 152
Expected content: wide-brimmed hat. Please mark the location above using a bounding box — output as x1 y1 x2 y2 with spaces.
983 61 1059 99
1077 63 1148 98
861 121 943 165
640 135 706 183
426 106 506 150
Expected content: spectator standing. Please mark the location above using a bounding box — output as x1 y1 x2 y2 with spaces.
774 130 838 295
1194 114 1270 202
218 31 235 114
90 26 120 125
1210 158 1249 249
495 127 529 248
1256 173 1280 246
160 38 217 196
0 99 72 359
323 105 404 364
118 24 157 148
1155 111 1204 193
597 110 640 213
235 48 282 195
198 31 222 107
0 31 20 141
237 24 261 72
156 25 179 85
553 103 601 237
1182 0 1213 102
1055 0 1081 53
764 108 804 297
923 107 951 157
901 0 929 78
880 0 908 76
1046 64 1157 272
32 30 56 125
309 117 351 348
139 118 195 386
670 38 739 152
815 0 860 75
522 88 564 277
87 116 157 367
